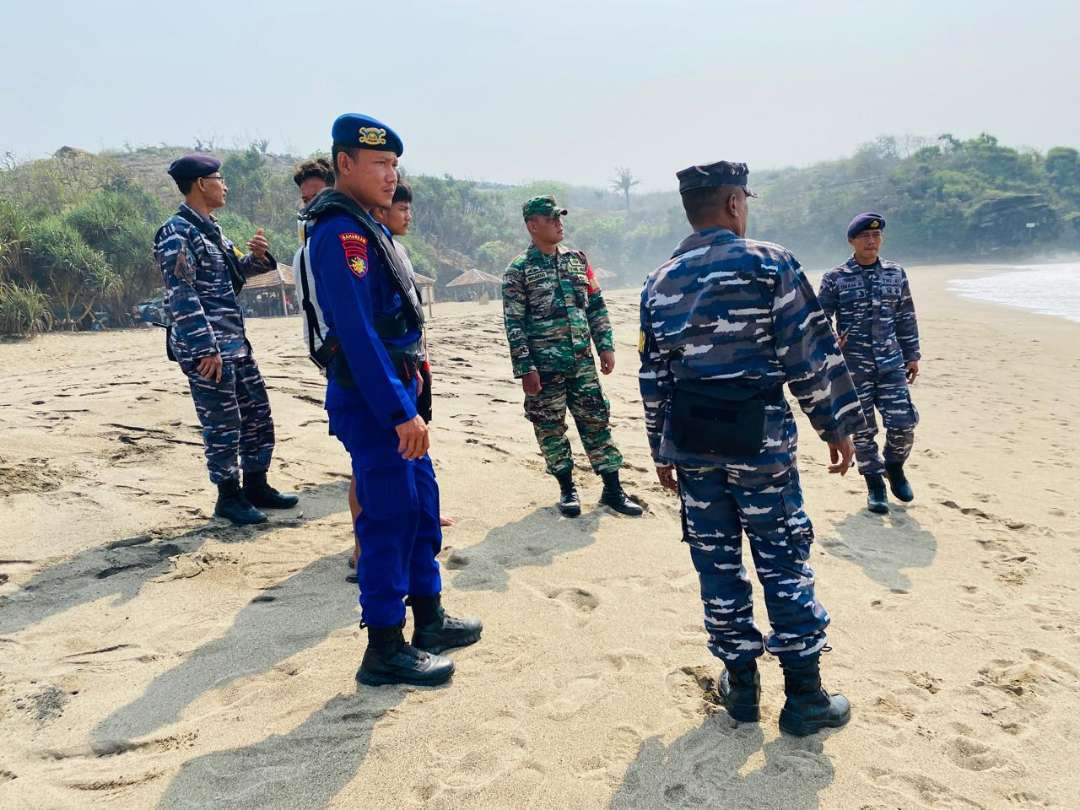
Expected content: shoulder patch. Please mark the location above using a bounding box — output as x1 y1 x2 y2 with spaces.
339 232 369 278
585 262 600 293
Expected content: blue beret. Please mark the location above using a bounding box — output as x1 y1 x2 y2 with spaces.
677 161 756 196
167 154 221 182
847 212 886 239
331 113 403 156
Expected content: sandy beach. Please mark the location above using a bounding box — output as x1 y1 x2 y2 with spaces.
1 263 1078 809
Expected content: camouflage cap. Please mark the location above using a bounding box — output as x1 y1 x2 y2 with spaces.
522 195 568 219
676 161 756 197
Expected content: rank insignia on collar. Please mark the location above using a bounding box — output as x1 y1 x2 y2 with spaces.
358 127 387 146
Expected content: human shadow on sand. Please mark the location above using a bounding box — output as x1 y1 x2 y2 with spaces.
817 508 936 592
0 480 350 638
93 549 358 744
448 505 603 592
156 687 408 810
611 715 834 809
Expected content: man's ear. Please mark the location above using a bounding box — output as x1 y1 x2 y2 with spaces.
727 191 740 218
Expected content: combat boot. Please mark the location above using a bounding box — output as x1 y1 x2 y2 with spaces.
410 594 483 654
884 462 914 503
864 474 889 514
356 624 454 687
215 478 268 525
778 658 851 737
242 470 299 509
555 470 581 518
718 659 761 723
599 471 644 516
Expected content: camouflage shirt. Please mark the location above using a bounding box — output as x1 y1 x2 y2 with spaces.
502 244 614 377
818 257 921 375
639 227 865 469
154 203 275 363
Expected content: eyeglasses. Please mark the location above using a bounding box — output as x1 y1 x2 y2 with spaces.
201 174 225 183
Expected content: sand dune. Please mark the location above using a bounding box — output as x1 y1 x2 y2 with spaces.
1 265 1078 808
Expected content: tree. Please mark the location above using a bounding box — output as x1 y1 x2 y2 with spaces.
611 167 640 210
25 219 119 329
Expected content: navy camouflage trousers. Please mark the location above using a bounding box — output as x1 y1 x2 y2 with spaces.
181 353 275 484
677 463 829 667
852 366 918 475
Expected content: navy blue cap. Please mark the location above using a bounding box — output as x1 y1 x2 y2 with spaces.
331 113 403 156
847 212 886 239
676 161 756 196
167 154 221 182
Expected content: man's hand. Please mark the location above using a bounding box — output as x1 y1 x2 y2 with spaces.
656 464 678 492
247 227 269 261
197 353 223 383
905 360 920 384
599 350 615 375
828 436 855 475
395 415 429 460
521 370 542 396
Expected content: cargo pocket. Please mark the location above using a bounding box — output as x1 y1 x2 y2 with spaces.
356 464 417 521
780 474 814 548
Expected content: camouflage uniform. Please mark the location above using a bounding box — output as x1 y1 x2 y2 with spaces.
502 243 622 476
640 227 864 666
155 203 278 484
818 257 920 476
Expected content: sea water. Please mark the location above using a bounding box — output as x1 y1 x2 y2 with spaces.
948 262 1080 324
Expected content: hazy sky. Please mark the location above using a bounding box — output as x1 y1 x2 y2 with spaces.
3 0 1076 190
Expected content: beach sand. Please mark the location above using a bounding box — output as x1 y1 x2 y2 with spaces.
1 264 1078 809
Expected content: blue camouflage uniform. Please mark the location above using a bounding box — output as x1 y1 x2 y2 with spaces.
640 169 864 667
154 202 277 484
818 251 920 477
304 179 440 630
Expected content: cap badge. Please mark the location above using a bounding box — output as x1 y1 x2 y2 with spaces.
358 127 387 146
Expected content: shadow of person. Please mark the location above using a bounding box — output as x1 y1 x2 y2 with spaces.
93 550 358 745
817 508 937 592
448 506 603 592
610 715 834 810
155 686 407 810
0 480 350 638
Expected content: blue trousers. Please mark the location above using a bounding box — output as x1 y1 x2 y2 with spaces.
677 464 829 667
328 407 442 628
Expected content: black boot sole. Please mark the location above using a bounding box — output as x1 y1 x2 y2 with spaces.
778 703 852 736
244 495 299 509
214 507 268 525
866 501 889 515
558 504 581 518
413 629 482 655
723 701 761 723
355 661 455 687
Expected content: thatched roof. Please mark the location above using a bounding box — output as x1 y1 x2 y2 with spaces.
243 263 296 291
446 269 503 287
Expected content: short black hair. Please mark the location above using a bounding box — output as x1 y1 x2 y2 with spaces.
331 143 361 178
175 177 196 195
681 185 739 228
392 180 412 204
293 157 334 187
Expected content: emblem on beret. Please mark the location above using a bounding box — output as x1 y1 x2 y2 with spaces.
358 127 388 146
870 220 880 229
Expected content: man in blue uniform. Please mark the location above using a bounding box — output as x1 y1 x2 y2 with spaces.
640 161 864 736
818 214 921 514
155 154 298 525
303 114 481 687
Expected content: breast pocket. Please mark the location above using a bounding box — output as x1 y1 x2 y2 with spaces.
526 272 557 318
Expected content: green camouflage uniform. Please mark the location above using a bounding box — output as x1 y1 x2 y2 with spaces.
502 201 622 477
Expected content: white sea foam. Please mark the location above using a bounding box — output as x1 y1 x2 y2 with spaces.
948 262 1080 324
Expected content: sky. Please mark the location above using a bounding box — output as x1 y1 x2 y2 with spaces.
2 0 1076 190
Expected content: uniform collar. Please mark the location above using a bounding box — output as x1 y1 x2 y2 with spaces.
672 226 737 258
526 243 561 262
179 202 220 233
843 255 880 273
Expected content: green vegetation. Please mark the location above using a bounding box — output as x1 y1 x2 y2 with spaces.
1 133 1077 335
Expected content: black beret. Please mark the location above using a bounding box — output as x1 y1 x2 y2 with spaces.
167 154 221 182
331 113 404 157
847 212 886 239
676 161 756 196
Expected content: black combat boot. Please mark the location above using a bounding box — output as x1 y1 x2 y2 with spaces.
356 624 454 687
884 462 914 503
864 474 889 514
242 470 299 509
599 470 644 516
555 470 581 518
718 659 761 723
215 478 268 525
778 657 851 737
410 594 483 654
